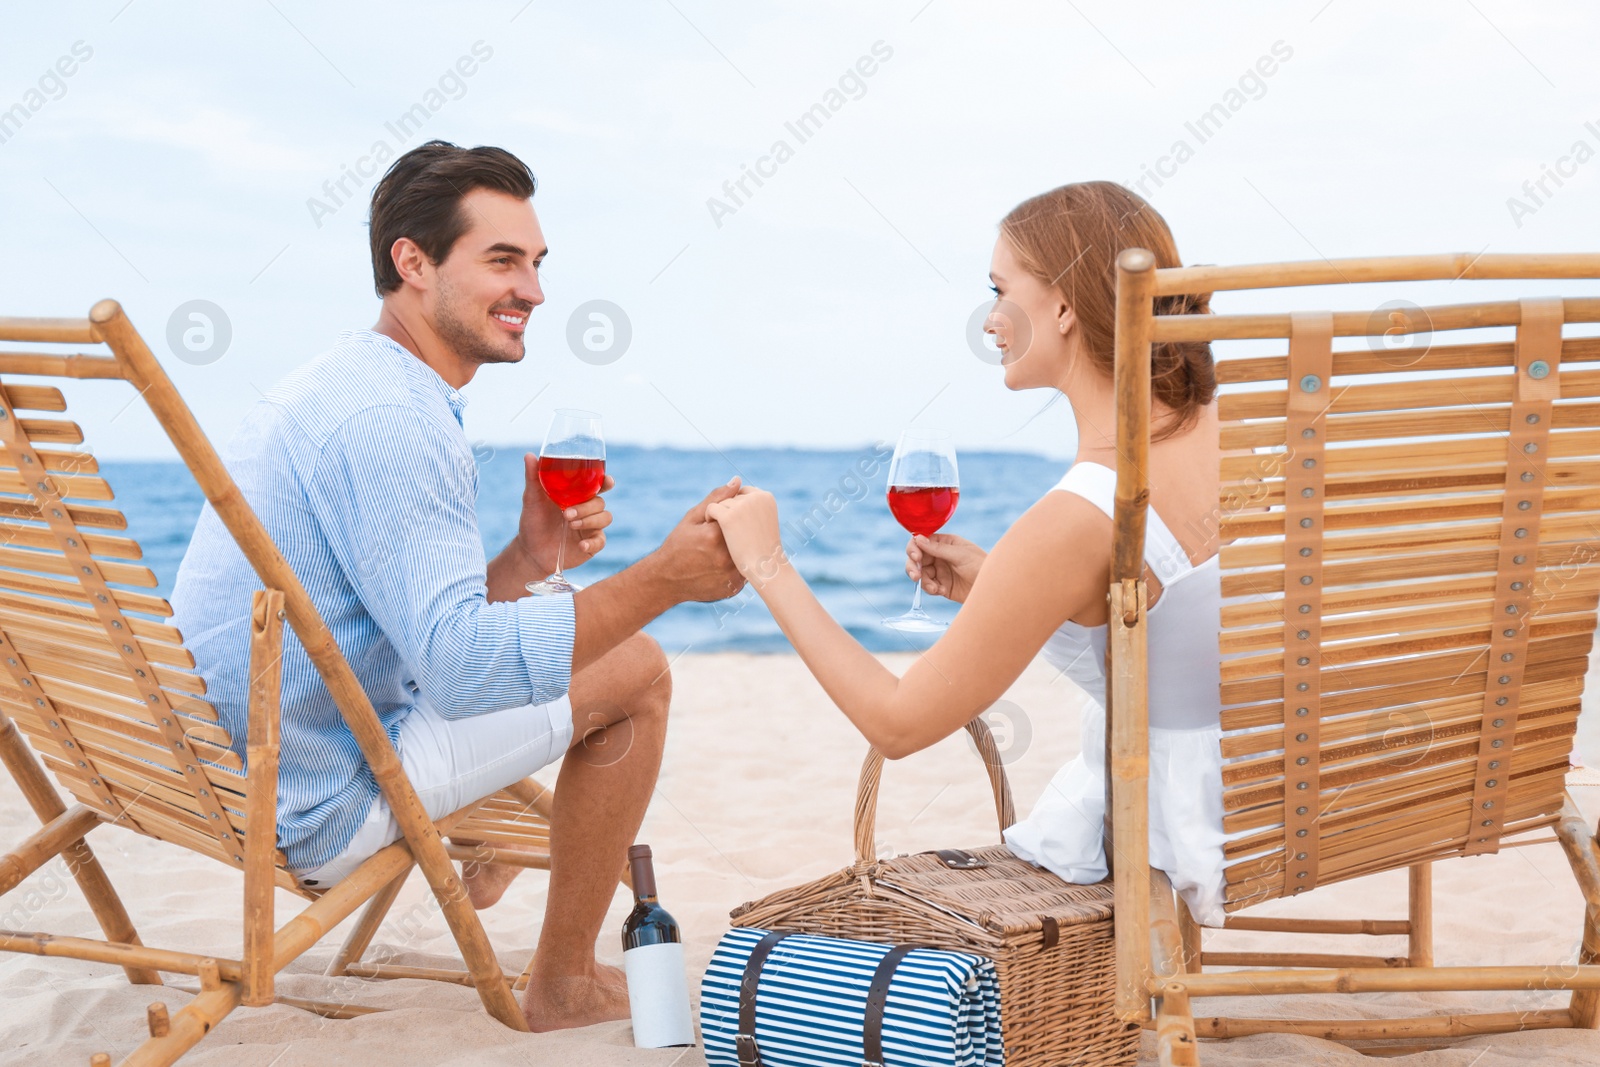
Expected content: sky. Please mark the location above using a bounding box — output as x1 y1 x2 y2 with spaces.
2 0 1598 460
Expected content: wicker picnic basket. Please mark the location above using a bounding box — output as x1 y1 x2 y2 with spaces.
728 718 1138 1067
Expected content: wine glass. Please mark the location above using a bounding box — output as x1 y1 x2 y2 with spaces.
883 428 960 632
525 409 606 596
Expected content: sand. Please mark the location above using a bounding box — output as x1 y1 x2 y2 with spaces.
4 651 1600 1065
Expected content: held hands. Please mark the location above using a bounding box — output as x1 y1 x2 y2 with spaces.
906 533 986 603
519 453 615 575
654 478 749 602
703 486 787 586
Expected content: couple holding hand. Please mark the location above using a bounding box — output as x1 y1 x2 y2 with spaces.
171 139 1226 1033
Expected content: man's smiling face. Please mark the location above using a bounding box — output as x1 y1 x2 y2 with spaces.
426 187 547 369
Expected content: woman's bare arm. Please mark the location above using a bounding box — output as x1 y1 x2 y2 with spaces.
710 488 1110 758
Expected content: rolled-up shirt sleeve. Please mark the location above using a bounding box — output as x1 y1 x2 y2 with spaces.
304 404 574 717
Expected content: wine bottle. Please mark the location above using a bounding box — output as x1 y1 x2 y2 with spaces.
621 843 695 1048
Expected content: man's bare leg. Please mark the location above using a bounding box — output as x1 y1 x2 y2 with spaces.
457 631 671 1031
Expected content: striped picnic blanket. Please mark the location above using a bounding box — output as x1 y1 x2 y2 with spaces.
701 927 1005 1066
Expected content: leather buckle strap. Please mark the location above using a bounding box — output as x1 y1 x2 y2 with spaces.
1464 297 1563 857
736 930 793 1067
862 944 923 1067
1281 311 1334 896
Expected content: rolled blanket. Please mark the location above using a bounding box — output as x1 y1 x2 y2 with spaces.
701 927 1004 1067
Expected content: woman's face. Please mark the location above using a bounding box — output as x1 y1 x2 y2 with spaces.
986 235 1077 391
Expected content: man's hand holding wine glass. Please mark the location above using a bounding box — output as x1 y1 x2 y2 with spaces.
518 451 615 577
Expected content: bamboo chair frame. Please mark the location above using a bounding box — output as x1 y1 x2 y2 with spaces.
0 301 606 1065
1106 252 1600 1063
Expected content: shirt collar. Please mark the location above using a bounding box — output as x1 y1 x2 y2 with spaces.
343 329 469 427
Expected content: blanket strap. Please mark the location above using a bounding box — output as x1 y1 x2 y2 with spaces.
737 930 793 1067
863 944 924 1067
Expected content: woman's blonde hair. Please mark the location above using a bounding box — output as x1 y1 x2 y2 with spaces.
1000 181 1214 442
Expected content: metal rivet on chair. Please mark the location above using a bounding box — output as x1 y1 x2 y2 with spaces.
1302 427 1315 438
1523 442 1538 454
1299 374 1322 393
20 679 30 687
1297 629 1309 640
1296 781 1309 790
1489 760 1501 770
1513 527 1528 538
111 620 122 629
1296 756 1309 766
135 669 146 678
1499 674 1511 685
1297 681 1309 691
96 594 106 603
1495 696 1509 706
1297 656 1310 666
1299 604 1312 614
1482 819 1495 828
1300 518 1313 528
1299 547 1312 557
1486 779 1499 789
1501 652 1515 662
1301 487 1315 498
1517 499 1532 511
1502 629 1516 639
1491 739 1504 748
66 537 76 546
1482 800 1495 809
1528 359 1550 379
1296 805 1309 816
63 740 74 748
1296 732 1308 742
1510 581 1523 591
1296 707 1309 716
1492 718 1505 728
33 698 43 707
1296 871 1307 879
198 788 209 797
1300 575 1313 585
1296 852 1308 861
1295 829 1308 837
1302 458 1315 468
1513 554 1526 565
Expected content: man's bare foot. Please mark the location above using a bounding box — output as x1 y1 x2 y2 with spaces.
521 963 630 1032
455 839 533 910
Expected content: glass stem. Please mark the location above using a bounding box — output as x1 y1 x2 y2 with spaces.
909 575 925 616
551 529 566 583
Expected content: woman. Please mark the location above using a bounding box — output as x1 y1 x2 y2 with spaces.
706 181 1233 924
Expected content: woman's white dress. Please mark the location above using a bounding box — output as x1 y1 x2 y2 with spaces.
1003 461 1232 926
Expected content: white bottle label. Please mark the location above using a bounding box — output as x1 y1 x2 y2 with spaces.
623 940 695 1048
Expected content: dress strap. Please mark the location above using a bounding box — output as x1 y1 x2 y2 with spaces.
1050 462 1194 584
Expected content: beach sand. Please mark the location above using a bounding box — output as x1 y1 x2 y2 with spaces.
4 651 1600 1065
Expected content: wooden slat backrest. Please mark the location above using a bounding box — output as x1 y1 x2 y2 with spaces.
0 350 255 874
1123 254 1600 914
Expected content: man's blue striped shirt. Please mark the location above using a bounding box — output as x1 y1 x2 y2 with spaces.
171 329 575 871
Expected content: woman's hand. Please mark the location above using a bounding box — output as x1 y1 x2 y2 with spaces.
705 487 788 586
906 533 986 603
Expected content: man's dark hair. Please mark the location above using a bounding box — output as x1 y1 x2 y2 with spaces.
367 140 536 297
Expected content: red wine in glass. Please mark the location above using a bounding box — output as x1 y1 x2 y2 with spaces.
884 430 960 632
538 455 607 510
887 485 960 538
526 409 605 596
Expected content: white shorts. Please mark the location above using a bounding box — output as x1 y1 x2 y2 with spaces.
294 694 575 890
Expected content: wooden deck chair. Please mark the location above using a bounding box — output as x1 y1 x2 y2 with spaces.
1105 251 1600 1063
0 301 613 1066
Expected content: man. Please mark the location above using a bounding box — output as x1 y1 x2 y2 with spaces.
171 140 744 1031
